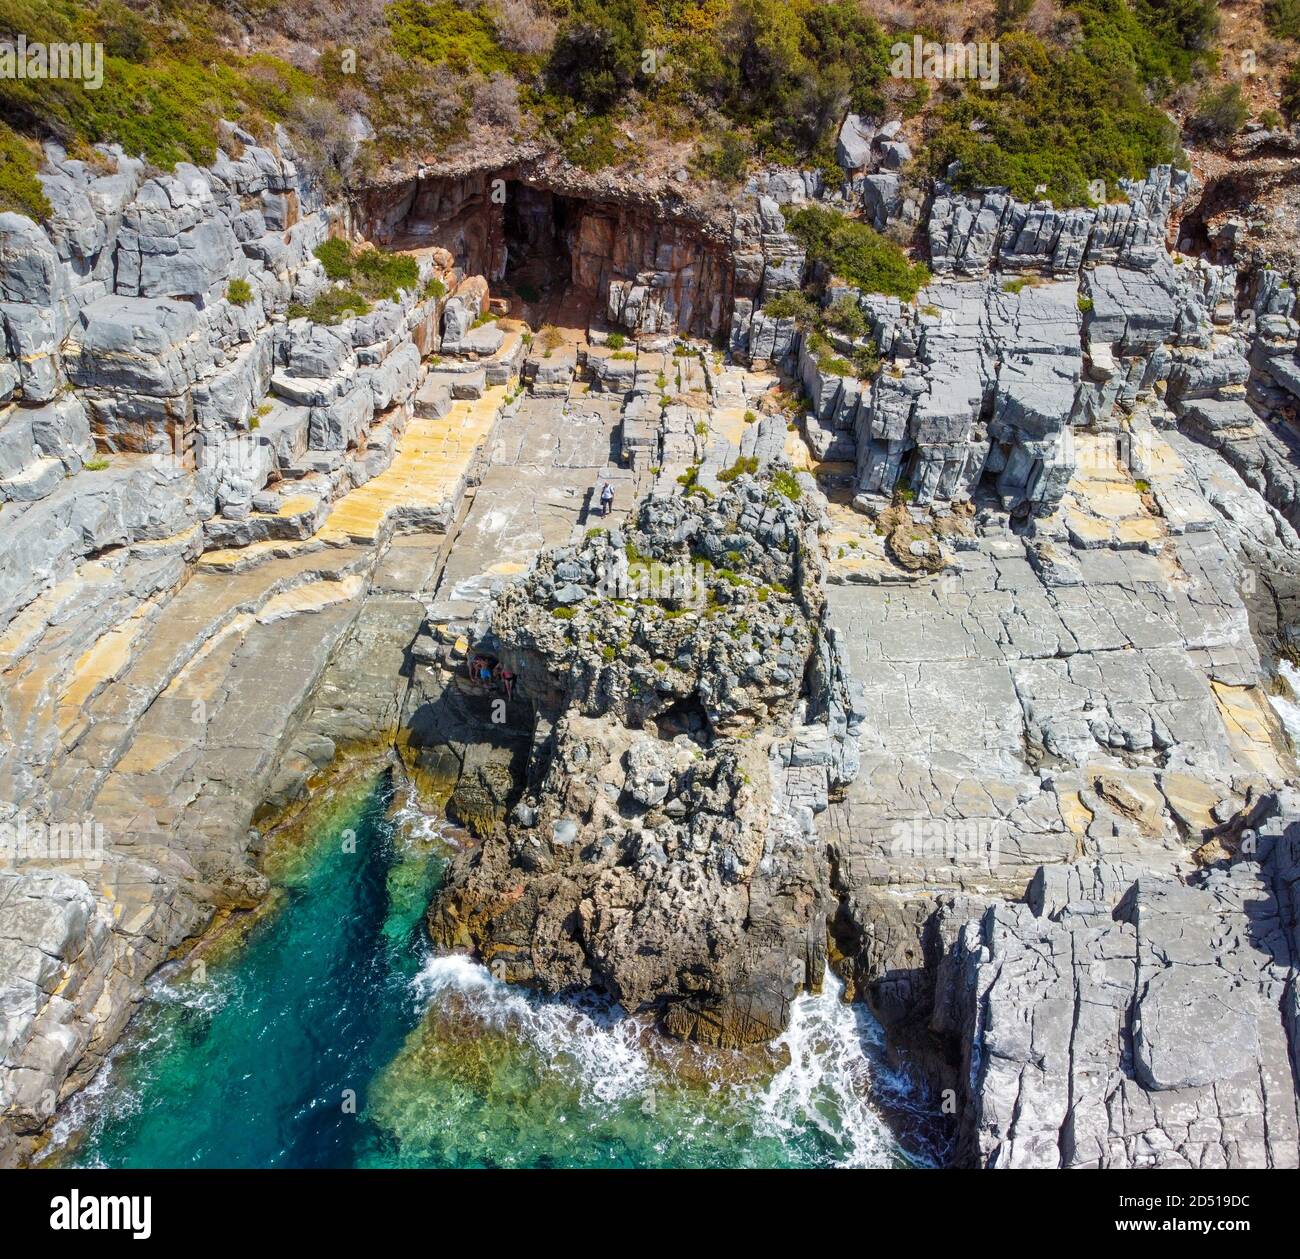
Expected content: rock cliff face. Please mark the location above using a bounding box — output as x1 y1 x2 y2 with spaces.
428 467 862 1046
0 126 505 1162
357 166 735 339
933 796 1300 1168
0 128 454 622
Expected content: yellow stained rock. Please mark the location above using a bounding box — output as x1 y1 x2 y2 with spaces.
318 388 506 545
1212 681 1295 781
255 575 365 623
162 614 254 700
1159 771 1221 835
114 731 189 775
1057 789 1094 835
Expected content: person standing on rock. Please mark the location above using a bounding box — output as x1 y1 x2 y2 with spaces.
599 481 615 516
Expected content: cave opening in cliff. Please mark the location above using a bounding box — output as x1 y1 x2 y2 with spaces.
651 695 713 743
363 171 735 342
501 182 583 319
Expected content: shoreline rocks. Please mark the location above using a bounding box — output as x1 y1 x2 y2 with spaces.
427 468 861 1047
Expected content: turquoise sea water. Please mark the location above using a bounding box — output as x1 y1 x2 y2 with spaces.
57 773 946 1169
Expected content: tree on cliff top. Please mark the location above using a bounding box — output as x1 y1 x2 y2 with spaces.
546 0 649 113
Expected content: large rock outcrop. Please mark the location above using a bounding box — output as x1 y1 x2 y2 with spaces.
428 468 862 1046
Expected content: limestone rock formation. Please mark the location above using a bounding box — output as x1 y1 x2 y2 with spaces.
428 470 860 1046
934 794 1300 1168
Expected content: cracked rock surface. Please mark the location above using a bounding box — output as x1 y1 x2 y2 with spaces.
428 469 862 1047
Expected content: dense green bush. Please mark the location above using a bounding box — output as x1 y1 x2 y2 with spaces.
1266 0 1300 41
546 0 647 113
927 29 1183 206
1189 82 1249 141
312 239 420 301
1283 61 1300 122
785 205 930 301
386 0 513 77
291 288 372 325
684 0 890 163
314 238 355 281
692 132 751 185
0 122 50 220
763 290 819 325
822 295 869 338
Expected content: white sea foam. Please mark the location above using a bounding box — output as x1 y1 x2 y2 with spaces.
412 955 650 1105
43 963 220 1160
412 956 930 1165
756 967 909 1168
1268 660 1300 751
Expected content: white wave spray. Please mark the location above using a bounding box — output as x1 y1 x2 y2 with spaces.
411 955 933 1167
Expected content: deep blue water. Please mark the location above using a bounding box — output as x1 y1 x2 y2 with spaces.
60 772 944 1169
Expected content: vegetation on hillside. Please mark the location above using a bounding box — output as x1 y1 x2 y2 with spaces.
923 0 1216 207
0 0 1243 222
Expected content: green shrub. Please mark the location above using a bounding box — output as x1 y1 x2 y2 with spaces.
312 239 420 304
771 469 803 500
1283 62 1300 122
822 295 869 338
926 28 1184 207
850 342 881 380
0 123 50 220
693 131 750 184
386 0 513 77
1266 0 1300 40
546 0 647 112
1260 109 1284 131
303 288 372 324
686 0 890 164
1189 82 1249 141
352 245 421 299
606 332 626 350
227 278 254 305
424 276 448 300
764 290 819 325
314 238 355 281
785 205 930 301
717 455 760 482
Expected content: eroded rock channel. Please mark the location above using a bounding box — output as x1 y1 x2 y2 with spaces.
3 126 1300 1168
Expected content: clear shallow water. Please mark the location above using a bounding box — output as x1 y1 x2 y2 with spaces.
59 772 945 1169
